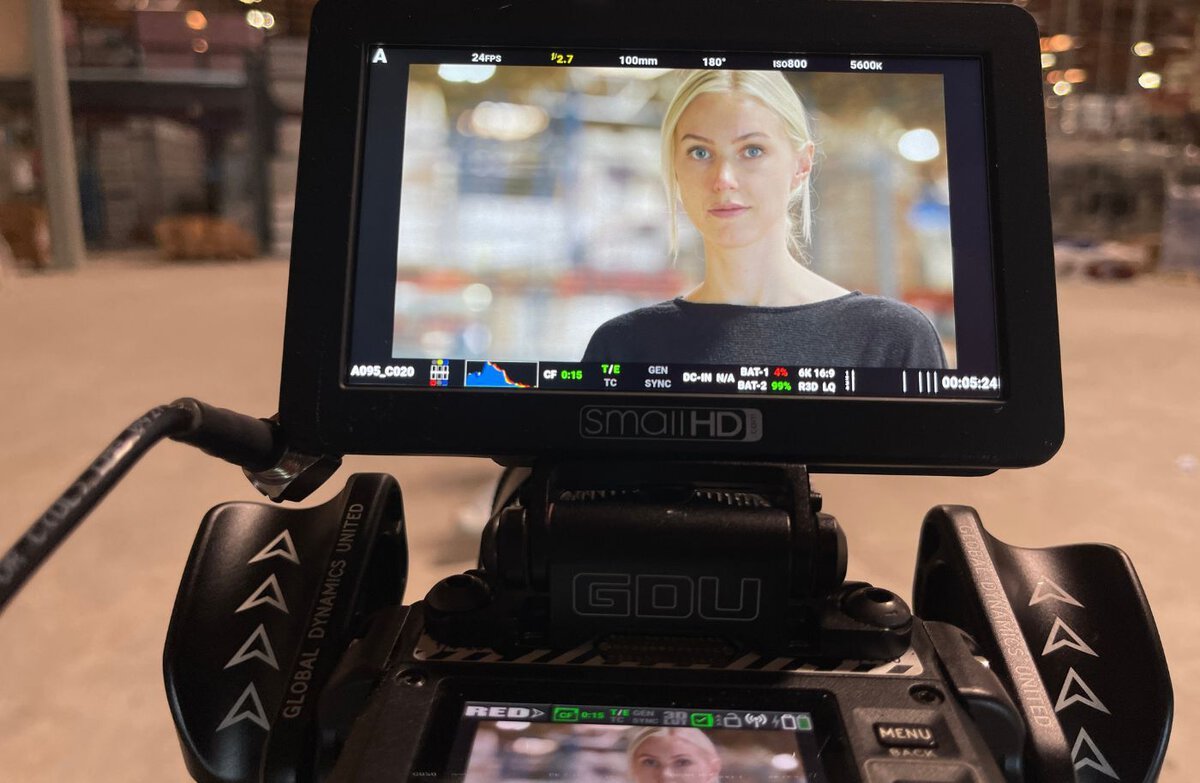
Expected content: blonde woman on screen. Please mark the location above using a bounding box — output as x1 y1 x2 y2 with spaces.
583 69 947 369
627 727 722 783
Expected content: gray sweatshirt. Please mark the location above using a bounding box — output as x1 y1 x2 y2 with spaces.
582 293 948 368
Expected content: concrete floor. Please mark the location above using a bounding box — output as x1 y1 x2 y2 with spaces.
0 255 1194 781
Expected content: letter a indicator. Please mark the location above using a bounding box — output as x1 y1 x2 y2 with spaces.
372 48 388 64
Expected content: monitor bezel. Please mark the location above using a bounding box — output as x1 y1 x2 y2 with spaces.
279 0 1063 472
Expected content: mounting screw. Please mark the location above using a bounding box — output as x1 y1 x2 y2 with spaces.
395 668 427 686
909 685 944 704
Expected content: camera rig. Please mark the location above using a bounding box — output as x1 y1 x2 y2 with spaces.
164 461 1171 782
0 1 1173 780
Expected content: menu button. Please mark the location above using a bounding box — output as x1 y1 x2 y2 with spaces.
874 723 938 748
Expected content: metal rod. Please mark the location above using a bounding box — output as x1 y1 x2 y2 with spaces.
28 0 85 270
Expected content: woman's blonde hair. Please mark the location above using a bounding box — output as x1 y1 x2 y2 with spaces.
660 69 815 261
626 727 720 765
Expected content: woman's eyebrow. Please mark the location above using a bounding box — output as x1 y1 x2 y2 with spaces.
680 132 768 143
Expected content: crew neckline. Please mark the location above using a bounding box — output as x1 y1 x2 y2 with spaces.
673 291 862 313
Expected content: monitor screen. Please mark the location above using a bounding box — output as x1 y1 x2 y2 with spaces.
349 47 1000 400
282 1 1061 467
436 701 828 781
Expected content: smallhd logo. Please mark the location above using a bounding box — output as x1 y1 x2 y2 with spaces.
580 406 762 442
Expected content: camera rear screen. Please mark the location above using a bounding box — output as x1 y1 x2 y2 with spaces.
350 47 1002 400
436 702 828 781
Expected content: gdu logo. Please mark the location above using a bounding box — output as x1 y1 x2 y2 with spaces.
572 573 762 621
579 406 762 442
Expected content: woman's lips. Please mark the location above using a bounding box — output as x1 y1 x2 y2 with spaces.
708 204 749 218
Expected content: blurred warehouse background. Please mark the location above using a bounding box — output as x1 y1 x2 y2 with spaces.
1 0 1198 280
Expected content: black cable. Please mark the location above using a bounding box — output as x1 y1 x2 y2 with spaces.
0 399 282 615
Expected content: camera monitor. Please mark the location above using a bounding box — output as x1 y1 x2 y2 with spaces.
280 0 1062 471
436 702 829 782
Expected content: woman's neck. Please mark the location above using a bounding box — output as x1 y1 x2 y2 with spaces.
686 234 849 306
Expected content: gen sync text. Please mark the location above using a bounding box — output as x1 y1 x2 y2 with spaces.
349 364 416 379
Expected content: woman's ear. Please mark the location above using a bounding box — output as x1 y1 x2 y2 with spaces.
793 141 815 186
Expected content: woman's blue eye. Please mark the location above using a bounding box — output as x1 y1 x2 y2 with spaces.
687 147 711 160
744 145 765 158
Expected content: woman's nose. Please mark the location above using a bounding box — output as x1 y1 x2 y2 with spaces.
712 159 738 191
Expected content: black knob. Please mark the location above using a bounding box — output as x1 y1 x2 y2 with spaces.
426 572 492 614
843 586 911 629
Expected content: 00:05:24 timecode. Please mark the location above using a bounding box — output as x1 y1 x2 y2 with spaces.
940 375 1000 391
